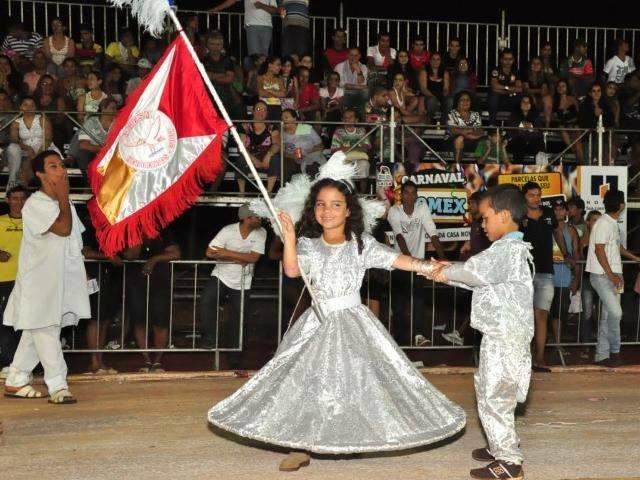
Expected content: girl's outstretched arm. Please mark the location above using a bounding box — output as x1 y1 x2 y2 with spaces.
279 212 301 278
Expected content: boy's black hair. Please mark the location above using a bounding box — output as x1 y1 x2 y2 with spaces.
469 190 486 203
400 180 417 193
603 189 625 213
486 184 527 224
521 181 541 195
585 210 602 222
566 196 585 212
6 185 29 198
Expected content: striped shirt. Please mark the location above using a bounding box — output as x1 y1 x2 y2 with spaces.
1 33 43 59
281 0 310 29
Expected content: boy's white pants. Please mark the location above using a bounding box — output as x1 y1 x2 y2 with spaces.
475 336 531 465
5 325 68 395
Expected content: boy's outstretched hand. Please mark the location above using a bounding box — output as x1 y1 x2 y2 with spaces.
430 259 451 283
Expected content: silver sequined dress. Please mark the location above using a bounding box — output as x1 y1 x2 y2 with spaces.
208 234 466 454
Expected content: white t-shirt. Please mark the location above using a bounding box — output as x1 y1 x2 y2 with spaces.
603 55 636 84
319 86 344 101
209 223 267 290
586 213 622 275
387 203 438 259
242 0 277 27
366 45 397 67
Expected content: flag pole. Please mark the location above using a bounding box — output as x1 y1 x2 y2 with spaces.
165 6 324 318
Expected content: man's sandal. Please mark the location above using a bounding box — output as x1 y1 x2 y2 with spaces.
4 384 44 399
48 389 77 405
279 452 311 472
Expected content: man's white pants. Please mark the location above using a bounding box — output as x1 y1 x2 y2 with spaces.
475 336 531 465
5 325 68 394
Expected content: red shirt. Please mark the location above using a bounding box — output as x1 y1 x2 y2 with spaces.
325 47 349 70
409 50 430 70
298 83 320 109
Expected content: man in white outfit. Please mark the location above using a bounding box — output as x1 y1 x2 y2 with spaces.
3 150 90 404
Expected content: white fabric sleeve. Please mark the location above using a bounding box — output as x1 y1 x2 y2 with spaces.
23 196 60 235
362 234 400 271
603 58 614 75
209 225 231 249
591 219 610 246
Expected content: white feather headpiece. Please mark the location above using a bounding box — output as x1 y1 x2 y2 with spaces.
109 0 172 38
250 151 386 235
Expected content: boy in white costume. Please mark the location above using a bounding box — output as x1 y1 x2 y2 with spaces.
3 150 90 404
429 184 533 480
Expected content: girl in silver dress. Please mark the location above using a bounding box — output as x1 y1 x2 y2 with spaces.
208 174 466 471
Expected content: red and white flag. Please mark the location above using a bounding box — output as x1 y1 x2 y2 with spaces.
88 36 228 256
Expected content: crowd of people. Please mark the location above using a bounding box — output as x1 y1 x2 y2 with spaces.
1 11 640 193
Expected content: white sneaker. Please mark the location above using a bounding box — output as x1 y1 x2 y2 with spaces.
442 331 464 346
414 335 431 347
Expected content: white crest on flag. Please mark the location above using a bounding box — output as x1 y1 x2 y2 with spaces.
120 110 178 171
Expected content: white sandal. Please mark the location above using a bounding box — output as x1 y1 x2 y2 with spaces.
48 389 77 405
4 384 44 399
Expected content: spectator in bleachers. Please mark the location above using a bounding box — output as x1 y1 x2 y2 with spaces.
0 54 21 97
211 0 280 61
409 36 430 71
182 14 206 59
56 58 87 106
103 66 126 107
0 89 15 163
203 31 242 120
72 97 117 180
488 48 523 125
22 51 50 95
281 108 325 175
319 71 343 123
604 81 621 127
298 54 322 85
418 52 450 120
586 189 640 366
578 81 615 129
0 185 27 376
7 96 56 189
446 90 483 163
33 74 71 151
141 37 162 65
389 71 425 124
567 196 587 238
619 68 640 129
539 41 558 87
244 53 267 100
1 21 43 69
387 50 419 92
121 230 181 373
125 58 152 97
75 24 103 73
295 66 321 122
365 86 390 144
280 56 296 110
474 129 508 165
388 180 445 346
330 108 371 192
42 17 75 78
524 56 551 108
367 32 396 86
448 57 478 111
521 181 566 372
559 39 594 98
335 47 369 119
507 94 545 162
257 55 286 121
105 28 140 76
603 38 635 85
442 37 463 74
77 71 107 120
237 100 281 193
323 28 348 70
280 0 311 59
543 78 581 160
199 204 266 349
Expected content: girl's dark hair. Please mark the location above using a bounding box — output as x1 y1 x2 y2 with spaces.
258 55 281 76
281 108 298 120
88 70 103 81
515 93 539 120
427 52 445 77
454 90 473 110
552 78 572 111
296 178 365 253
